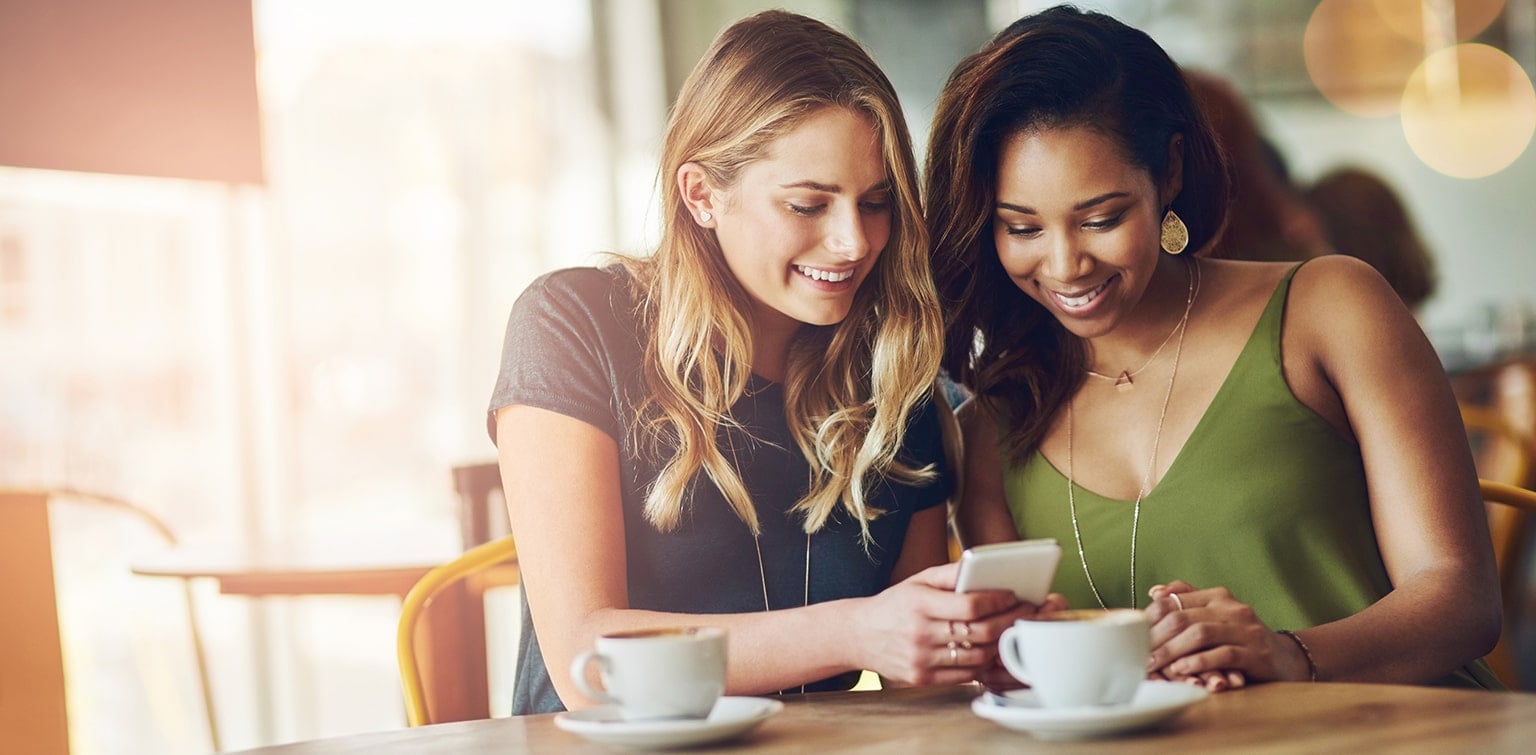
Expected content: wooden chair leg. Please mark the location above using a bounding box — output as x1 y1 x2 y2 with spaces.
414 582 491 722
0 497 70 755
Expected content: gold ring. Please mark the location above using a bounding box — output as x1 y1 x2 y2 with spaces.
961 640 974 650
1171 593 1185 612
948 641 959 665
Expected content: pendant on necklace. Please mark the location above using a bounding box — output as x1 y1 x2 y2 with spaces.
1114 371 1134 392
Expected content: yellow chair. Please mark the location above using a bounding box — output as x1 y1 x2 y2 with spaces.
1461 407 1536 690
1462 404 1534 489
1481 479 1536 690
1467 411 1536 595
397 534 519 725
0 489 218 754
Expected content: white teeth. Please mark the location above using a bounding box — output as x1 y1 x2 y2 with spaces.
796 265 853 282
1054 279 1110 308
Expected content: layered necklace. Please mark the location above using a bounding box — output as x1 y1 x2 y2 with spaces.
1085 313 1184 392
753 529 811 695
724 410 811 695
1067 258 1199 609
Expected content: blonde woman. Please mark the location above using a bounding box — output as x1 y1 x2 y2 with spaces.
489 11 1032 715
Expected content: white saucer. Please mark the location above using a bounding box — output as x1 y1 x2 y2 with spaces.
971 680 1208 741
554 696 783 749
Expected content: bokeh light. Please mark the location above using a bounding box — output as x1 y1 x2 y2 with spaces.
1305 0 1427 117
1401 43 1536 178
1373 0 1505 45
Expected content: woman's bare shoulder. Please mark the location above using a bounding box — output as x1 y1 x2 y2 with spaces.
1201 255 1397 327
1285 255 1406 333
1192 258 1296 329
1198 257 1298 294
1282 254 1427 382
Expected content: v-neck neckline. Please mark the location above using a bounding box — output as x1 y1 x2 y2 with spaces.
1035 271 1290 504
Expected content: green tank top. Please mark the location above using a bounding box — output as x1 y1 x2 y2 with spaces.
1003 264 1499 689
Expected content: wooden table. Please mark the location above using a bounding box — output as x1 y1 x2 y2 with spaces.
132 539 492 740
224 682 1536 753
130 539 447 597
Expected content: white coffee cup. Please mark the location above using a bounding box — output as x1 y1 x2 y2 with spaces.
998 608 1149 708
570 626 726 720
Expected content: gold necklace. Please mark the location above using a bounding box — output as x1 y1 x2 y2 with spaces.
753 530 811 695
743 375 775 398
725 424 810 694
1085 260 1196 392
1067 258 1198 609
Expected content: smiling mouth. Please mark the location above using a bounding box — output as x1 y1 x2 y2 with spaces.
1049 277 1112 309
795 264 854 283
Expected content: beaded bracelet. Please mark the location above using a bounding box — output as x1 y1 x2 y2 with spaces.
1278 630 1318 682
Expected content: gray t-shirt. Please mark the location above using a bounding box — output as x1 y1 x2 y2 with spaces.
488 266 951 715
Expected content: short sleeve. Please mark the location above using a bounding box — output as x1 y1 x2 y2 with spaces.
486 267 635 445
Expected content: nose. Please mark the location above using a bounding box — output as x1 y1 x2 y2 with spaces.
826 204 871 261
1040 230 1091 283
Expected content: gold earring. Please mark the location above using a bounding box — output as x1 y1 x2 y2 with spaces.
1160 209 1189 254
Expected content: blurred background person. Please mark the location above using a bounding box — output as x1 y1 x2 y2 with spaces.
1306 166 1438 314
1187 69 1332 263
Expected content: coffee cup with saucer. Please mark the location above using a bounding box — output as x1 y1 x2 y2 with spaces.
569 625 727 720
555 626 782 748
972 608 1207 739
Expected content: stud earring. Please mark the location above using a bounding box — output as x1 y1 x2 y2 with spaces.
700 210 712 223
1160 209 1189 254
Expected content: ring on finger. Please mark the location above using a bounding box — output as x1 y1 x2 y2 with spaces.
947 641 959 665
956 621 971 638
1170 593 1185 612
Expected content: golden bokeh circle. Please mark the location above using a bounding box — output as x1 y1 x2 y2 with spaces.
1401 43 1536 178
1373 0 1505 45
1306 0 1427 117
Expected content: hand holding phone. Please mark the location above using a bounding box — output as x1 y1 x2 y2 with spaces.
954 538 1062 605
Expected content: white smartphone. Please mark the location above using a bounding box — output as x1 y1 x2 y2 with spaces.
954 538 1062 604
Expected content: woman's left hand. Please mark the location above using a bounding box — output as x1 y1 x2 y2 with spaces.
1145 581 1309 690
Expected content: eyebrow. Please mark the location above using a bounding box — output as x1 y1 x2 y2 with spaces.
997 191 1130 214
780 180 892 194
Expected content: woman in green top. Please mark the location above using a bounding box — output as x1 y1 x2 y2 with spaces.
926 5 1500 691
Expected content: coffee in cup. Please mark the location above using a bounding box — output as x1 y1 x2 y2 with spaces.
570 626 727 720
998 608 1149 708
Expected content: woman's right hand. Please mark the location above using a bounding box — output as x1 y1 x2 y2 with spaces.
1146 582 1250 692
848 562 1054 686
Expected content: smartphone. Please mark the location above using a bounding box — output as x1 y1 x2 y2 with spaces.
954 538 1062 604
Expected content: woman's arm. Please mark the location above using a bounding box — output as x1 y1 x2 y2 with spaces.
890 504 951 583
953 398 1026 548
497 405 1025 707
1285 255 1500 682
1147 257 1500 684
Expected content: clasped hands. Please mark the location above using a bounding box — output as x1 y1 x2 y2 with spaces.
1145 580 1314 691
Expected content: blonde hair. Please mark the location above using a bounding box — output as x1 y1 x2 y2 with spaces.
618 10 943 540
